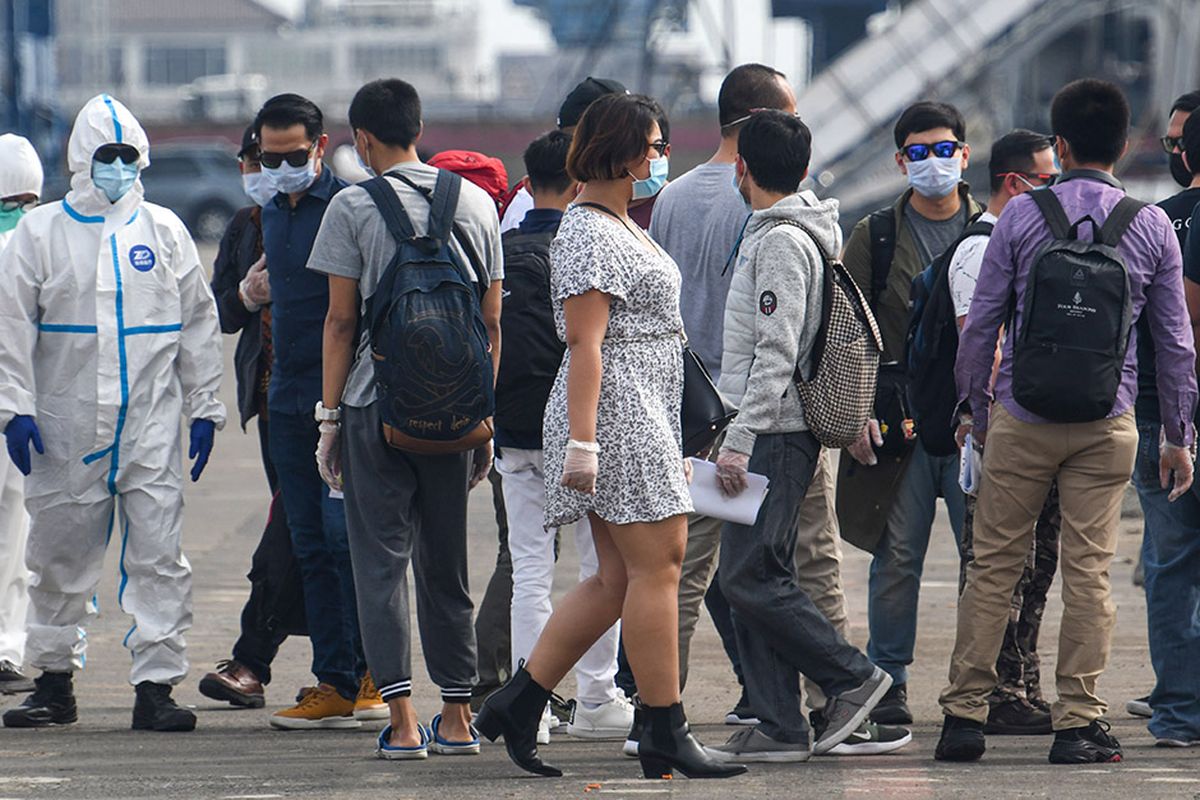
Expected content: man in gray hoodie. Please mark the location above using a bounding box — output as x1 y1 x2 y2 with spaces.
706 111 891 762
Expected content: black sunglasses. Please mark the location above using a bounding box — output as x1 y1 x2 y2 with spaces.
93 143 140 165
996 171 1059 187
1161 135 1184 154
649 140 668 157
260 142 316 169
901 140 965 162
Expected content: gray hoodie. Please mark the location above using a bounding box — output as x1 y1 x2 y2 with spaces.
716 190 841 456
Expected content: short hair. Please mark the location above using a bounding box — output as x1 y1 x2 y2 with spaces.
646 96 670 144
1171 90 1200 116
348 79 422 148
718 63 791 128
523 130 573 195
1183 112 1200 176
988 129 1054 193
255 93 323 140
566 93 662 183
737 110 812 195
1050 79 1129 166
893 101 966 149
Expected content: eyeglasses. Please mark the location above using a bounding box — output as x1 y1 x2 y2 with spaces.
93 143 140 165
1161 135 1184 154
260 141 316 169
901 140 965 162
649 140 668 157
996 171 1059 187
0 198 37 213
721 108 802 129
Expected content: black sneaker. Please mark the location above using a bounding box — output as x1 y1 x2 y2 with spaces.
0 660 35 694
869 682 912 725
724 688 760 726
984 698 1053 735
1048 719 1122 764
2 671 77 727
934 715 986 762
132 681 196 732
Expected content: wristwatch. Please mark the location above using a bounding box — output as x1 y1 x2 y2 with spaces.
314 401 342 423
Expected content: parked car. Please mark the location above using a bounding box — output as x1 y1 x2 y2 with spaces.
40 142 247 242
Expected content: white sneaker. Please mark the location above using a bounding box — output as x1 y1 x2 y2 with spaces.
537 704 553 745
1126 696 1152 718
567 695 635 741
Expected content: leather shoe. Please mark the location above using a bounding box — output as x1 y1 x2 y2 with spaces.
199 660 265 709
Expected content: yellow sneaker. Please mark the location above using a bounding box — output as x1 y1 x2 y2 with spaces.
355 672 389 721
269 683 361 730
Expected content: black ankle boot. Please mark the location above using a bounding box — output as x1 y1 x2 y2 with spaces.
2 671 77 728
475 667 562 777
132 682 196 732
638 702 747 779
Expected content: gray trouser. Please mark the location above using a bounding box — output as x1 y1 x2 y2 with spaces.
677 449 849 711
341 402 478 704
719 432 875 744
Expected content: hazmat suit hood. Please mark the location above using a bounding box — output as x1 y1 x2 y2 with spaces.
65 95 150 228
0 133 44 199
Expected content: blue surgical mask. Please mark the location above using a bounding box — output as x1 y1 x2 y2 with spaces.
242 172 276 207
905 154 962 199
0 206 25 234
262 156 317 195
630 156 669 200
92 159 139 203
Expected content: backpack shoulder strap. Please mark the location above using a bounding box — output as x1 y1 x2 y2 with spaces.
359 176 418 244
426 170 462 247
387 169 490 295
1098 196 1147 248
867 207 896 309
962 219 994 239
1029 189 1072 240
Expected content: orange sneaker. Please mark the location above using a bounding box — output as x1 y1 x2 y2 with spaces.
355 672 389 721
269 683 360 730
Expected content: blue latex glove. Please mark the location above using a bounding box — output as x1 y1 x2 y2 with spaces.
4 415 43 476
189 419 216 482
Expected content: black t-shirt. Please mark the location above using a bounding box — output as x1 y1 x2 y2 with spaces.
1136 187 1200 423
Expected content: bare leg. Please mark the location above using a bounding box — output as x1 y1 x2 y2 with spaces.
436 701 474 741
386 697 422 747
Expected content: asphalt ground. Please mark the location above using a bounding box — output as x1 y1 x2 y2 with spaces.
1 246 1196 799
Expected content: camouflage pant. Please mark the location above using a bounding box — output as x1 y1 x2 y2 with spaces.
959 480 1060 705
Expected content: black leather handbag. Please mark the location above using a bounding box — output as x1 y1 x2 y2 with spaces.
681 347 738 457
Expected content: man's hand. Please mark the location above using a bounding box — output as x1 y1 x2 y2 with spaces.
4 415 43 476
1161 442 1195 502
239 255 270 309
316 421 342 491
847 419 883 466
470 442 493 490
715 448 750 498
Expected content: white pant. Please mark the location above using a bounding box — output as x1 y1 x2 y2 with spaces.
0 457 30 665
497 447 620 705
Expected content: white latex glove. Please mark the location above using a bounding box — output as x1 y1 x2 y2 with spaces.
316 421 342 491
1160 428 1196 502
239 255 270 309
683 457 694 484
847 419 883 466
561 439 599 495
715 448 750 498
470 442 493 490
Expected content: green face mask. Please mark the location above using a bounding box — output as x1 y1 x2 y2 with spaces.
0 206 25 234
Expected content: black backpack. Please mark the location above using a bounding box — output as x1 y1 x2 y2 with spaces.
905 218 994 456
360 170 495 453
1012 188 1143 422
493 228 565 438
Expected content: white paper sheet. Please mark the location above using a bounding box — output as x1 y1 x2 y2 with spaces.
958 434 982 497
686 458 770 526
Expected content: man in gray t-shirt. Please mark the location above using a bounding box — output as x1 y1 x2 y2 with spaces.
306 79 503 758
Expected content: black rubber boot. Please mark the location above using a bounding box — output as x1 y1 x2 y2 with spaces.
474 666 562 777
638 703 747 779
2 671 77 728
132 681 196 732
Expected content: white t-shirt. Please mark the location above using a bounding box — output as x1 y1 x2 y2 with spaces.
500 186 534 234
947 211 998 319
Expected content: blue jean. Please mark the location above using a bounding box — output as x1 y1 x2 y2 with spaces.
269 409 361 700
867 440 966 686
1132 420 1200 740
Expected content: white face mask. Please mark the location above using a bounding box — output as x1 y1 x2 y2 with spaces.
242 172 276 207
262 155 317 195
905 155 962 199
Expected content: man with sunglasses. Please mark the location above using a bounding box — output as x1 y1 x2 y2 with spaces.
839 101 983 726
0 95 225 731
0 133 42 697
1161 91 1200 191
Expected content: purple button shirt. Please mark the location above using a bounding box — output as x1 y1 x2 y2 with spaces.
956 175 1198 445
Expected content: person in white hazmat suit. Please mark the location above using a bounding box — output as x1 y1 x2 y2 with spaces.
0 133 43 697
0 95 226 732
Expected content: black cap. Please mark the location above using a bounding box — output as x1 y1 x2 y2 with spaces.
237 124 259 159
557 77 628 129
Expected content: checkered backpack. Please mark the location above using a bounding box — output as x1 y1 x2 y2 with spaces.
777 220 883 449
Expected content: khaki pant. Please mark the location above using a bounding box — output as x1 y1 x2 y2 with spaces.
677 448 848 709
940 404 1137 729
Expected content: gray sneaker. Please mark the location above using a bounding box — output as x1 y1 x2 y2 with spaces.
705 726 811 763
813 666 893 756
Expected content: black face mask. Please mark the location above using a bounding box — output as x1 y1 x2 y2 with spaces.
1170 152 1193 188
